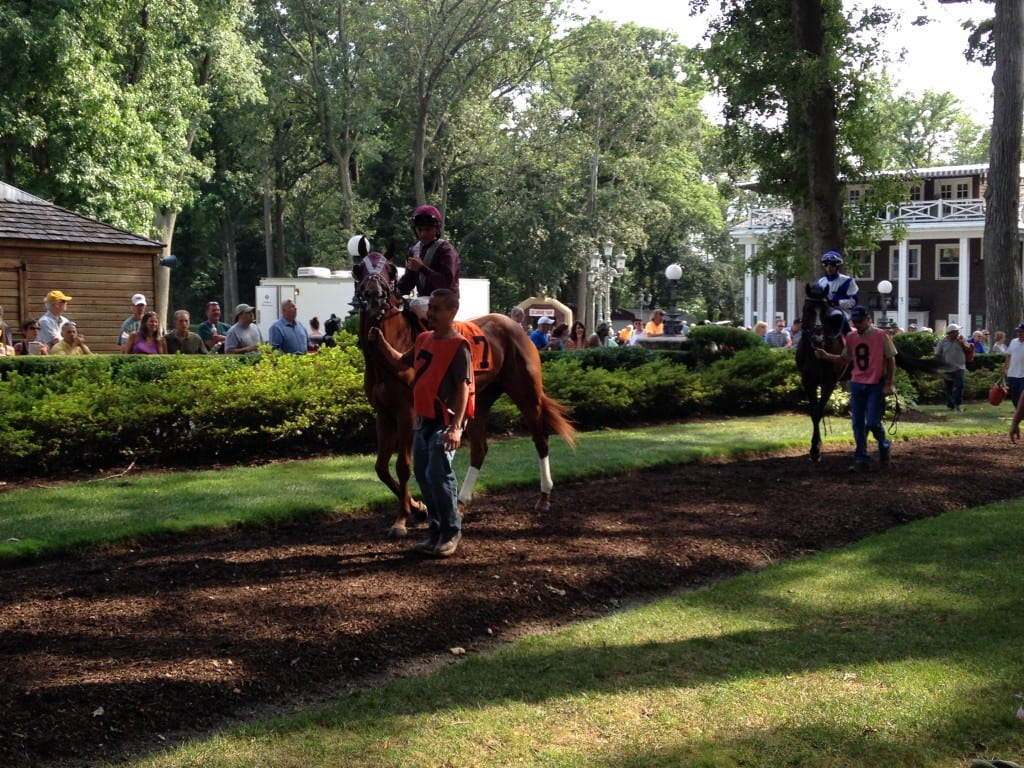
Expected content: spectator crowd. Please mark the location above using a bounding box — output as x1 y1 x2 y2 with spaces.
1 290 329 357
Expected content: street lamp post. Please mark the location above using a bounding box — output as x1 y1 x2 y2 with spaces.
877 279 893 329
663 263 684 335
588 240 628 325
636 290 653 320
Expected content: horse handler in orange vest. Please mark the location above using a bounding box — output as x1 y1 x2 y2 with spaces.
369 288 474 557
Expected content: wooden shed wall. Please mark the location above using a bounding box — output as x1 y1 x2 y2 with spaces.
0 242 160 353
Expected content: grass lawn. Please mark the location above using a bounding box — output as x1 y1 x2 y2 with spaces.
6 403 1024 767
133 496 1024 768
0 403 1010 561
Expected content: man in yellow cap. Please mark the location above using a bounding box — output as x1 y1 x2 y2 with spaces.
38 290 73 349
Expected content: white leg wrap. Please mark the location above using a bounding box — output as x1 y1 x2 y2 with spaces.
540 456 553 494
459 465 480 505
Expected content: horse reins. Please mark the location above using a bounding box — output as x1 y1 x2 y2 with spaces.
886 386 902 435
358 273 416 389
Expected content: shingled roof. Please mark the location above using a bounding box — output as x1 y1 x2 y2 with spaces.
0 181 163 249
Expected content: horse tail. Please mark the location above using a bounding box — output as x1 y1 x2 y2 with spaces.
499 314 577 450
540 393 577 449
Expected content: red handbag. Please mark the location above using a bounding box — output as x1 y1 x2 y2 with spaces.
989 378 1009 406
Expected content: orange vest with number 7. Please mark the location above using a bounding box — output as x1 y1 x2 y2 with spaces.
412 333 475 425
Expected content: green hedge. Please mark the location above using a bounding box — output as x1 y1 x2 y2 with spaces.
0 336 374 475
0 330 990 477
892 332 1005 403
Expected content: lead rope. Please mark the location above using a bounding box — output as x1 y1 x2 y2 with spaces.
886 386 902 435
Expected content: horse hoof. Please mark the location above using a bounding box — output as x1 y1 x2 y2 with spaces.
534 493 551 512
387 524 408 539
410 504 428 525
808 452 821 463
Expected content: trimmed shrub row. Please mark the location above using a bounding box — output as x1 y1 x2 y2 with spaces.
0 327 996 478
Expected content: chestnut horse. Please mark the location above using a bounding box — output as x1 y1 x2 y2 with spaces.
795 282 848 461
353 245 576 538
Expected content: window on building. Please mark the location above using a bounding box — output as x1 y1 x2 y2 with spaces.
848 252 873 281
908 183 923 201
848 188 861 205
889 245 920 280
938 178 971 200
937 244 960 279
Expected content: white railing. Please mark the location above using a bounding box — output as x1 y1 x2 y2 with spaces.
733 198 998 233
884 199 985 222
739 207 794 230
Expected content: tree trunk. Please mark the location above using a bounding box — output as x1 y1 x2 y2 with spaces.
576 131 602 331
791 0 843 274
575 270 590 332
153 211 177 330
983 0 1024 336
413 96 429 206
263 178 274 278
329 144 354 232
221 215 239 314
274 164 287 278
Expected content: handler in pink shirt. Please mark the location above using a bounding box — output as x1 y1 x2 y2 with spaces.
815 305 895 473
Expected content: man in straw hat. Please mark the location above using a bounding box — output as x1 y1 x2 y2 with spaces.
934 323 972 412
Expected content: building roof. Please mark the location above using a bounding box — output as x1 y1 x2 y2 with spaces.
869 163 993 180
0 181 164 249
739 164 1024 191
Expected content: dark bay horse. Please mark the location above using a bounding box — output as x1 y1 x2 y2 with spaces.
795 282 943 461
795 282 848 461
353 245 576 538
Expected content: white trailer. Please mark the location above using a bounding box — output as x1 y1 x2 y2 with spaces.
256 267 491 329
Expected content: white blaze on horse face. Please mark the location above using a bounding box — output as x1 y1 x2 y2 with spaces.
540 455 553 494
459 466 480 505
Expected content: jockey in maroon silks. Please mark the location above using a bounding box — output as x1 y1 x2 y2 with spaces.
397 205 461 321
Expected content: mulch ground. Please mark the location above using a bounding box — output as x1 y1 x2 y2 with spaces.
3 431 1024 768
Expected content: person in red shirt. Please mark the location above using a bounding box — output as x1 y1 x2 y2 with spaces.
369 289 472 557
816 305 895 473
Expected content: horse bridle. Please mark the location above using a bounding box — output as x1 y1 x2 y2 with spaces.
802 295 829 350
356 271 402 323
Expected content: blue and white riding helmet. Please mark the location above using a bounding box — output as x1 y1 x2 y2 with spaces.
821 249 844 266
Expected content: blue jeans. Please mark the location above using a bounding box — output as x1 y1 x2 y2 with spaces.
943 369 965 409
413 422 461 537
849 380 891 464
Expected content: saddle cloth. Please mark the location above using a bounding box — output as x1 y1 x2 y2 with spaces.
454 320 490 374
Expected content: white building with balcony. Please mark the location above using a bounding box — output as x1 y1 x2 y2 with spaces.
731 164 1024 334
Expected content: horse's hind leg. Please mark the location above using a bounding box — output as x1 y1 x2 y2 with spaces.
516 398 553 511
458 393 497 515
535 453 553 511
